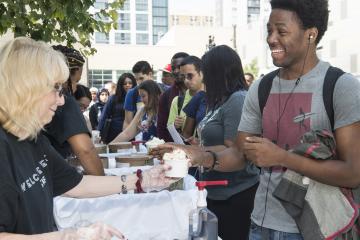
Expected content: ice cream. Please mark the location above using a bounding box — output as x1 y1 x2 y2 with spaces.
163 149 190 178
145 137 165 153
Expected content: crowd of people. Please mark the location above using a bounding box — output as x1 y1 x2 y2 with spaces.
1 0 360 239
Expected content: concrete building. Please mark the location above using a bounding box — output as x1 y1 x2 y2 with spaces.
89 0 169 87
87 25 233 87
236 0 360 78
170 14 214 27
215 0 260 27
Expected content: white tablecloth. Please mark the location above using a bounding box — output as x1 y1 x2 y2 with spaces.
53 168 199 240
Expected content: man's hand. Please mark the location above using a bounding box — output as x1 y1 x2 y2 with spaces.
243 136 288 167
174 116 185 129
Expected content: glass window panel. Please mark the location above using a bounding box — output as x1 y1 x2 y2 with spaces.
136 0 148 11
136 33 149 45
136 14 148 30
95 32 109 44
115 32 131 44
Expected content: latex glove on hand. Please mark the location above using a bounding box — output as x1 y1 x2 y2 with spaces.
142 164 175 192
61 222 125 240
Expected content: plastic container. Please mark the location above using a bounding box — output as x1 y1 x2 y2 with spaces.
188 180 228 240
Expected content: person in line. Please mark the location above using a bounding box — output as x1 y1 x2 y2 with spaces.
122 61 154 131
154 45 258 240
74 84 93 132
89 88 109 130
0 37 173 240
44 45 104 175
111 80 161 143
98 73 136 144
180 56 206 140
244 72 255 87
157 52 189 142
89 86 98 107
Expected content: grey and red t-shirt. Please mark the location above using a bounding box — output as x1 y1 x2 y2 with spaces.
238 61 360 233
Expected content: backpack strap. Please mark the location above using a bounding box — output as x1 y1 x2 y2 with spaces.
177 95 185 115
258 69 280 115
322 66 345 131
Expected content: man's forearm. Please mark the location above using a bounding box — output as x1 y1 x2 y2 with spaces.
283 152 360 188
195 146 246 172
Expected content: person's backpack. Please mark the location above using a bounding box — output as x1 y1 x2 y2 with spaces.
258 66 345 131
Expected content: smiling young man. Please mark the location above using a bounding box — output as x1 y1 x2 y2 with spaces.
235 0 360 239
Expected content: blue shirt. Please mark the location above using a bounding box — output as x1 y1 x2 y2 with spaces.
124 87 141 112
183 91 206 127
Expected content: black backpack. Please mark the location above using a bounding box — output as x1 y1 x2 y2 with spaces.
258 66 345 131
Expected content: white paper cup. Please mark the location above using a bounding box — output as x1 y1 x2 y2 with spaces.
164 159 189 178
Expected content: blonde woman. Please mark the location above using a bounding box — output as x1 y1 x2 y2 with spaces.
111 80 161 143
0 37 172 239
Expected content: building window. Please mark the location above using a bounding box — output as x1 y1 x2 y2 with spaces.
115 32 131 44
95 32 109 44
94 12 109 22
136 33 149 45
350 54 358 73
136 0 148 11
120 0 130 10
94 0 108 9
153 7 167 16
136 14 148 31
118 13 130 30
88 70 113 88
153 16 167 25
153 0 167 7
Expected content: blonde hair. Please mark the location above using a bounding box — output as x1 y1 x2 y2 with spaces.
0 37 69 140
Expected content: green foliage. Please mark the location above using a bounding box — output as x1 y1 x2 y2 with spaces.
244 58 259 78
0 0 124 55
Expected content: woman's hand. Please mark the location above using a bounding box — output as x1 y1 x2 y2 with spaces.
142 164 174 192
62 222 125 240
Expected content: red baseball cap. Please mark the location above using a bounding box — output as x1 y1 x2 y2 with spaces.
162 64 172 73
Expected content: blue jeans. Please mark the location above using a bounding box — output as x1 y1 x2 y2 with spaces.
249 222 303 240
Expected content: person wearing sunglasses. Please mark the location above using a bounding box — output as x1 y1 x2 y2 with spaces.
179 56 206 142
0 37 174 240
157 52 189 142
43 45 105 176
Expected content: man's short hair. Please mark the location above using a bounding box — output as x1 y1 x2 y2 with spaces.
270 0 329 44
180 56 203 73
132 61 153 75
171 52 189 61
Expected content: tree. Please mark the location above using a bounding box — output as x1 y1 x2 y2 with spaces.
244 58 259 78
0 0 124 55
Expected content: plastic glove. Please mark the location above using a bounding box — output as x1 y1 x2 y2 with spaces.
61 222 125 240
141 164 174 192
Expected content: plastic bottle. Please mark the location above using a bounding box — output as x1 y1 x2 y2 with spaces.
188 180 228 240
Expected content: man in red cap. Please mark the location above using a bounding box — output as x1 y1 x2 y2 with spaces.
161 64 175 87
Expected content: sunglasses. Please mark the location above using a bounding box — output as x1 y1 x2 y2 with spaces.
54 83 65 97
179 73 195 81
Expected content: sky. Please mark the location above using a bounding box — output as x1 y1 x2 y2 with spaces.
169 0 215 15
